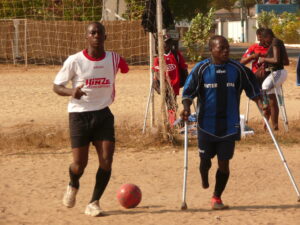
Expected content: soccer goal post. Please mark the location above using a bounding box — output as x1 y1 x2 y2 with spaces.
0 0 149 66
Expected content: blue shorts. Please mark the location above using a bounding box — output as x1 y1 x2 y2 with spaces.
69 107 115 148
198 139 235 161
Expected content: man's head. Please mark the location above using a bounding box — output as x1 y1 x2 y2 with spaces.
86 22 106 49
163 34 173 54
209 35 230 64
256 28 264 44
262 28 274 46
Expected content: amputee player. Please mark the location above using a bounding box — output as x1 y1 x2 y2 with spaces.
259 28 289 131
181 36 263 210
53 22 129 216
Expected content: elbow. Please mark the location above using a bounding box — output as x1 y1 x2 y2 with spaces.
53 84 60 95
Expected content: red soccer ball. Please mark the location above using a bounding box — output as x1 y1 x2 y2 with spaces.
117 183 142 209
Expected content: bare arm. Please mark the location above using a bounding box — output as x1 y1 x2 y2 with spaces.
240 53 260 65
260 46 280 64
53 84 86 99
283 50 289 66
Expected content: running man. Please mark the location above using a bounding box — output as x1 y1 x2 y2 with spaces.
53 22 129 216
259 28 289 130
181 35 263 210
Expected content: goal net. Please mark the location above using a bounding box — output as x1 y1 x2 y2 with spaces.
0 0 149 66
0 0 178 135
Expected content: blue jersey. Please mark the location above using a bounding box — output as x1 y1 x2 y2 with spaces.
182 58 260 141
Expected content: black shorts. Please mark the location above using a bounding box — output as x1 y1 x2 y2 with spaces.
69 107 115 148
198 139 235 161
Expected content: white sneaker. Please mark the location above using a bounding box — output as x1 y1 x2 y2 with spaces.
62 185 78 208
84 200 103 217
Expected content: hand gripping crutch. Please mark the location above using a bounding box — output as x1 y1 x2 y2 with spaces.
181 121 189 210
142 78 154 134
257 105 300 202
271 71 288 131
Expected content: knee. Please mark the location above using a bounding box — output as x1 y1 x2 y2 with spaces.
101 155 114 170
269 95 278 106
200 158 212 171
261 79 269 91
71 162 87 175
219 167 229 174
218 160 230 174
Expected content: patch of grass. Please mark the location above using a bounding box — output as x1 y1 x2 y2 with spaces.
0 119 299 155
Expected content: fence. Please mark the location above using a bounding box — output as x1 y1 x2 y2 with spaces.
0 20 149 65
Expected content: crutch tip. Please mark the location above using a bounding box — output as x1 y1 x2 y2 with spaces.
297 197 300 202
181 202 188 210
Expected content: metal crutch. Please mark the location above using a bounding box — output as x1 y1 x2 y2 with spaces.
277 85 288 130
142 78 154 134
245 98 250 125
181 121 189 210
257 105 300 202
271 71 288 131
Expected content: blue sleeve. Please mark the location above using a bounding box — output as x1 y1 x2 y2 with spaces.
241 64 261 99
182 62 201 101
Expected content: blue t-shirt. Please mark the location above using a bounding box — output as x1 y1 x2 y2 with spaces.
182 58 260 141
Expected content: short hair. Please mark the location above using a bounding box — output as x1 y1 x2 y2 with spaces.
208 35 227 50
87 22 106 34
262 28 274 38
256 28 264 35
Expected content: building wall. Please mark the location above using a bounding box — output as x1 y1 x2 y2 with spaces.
216 18 258 43
102 0 127 21
256 3 299 14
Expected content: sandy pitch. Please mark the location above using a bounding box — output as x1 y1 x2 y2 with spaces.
0 64 299 225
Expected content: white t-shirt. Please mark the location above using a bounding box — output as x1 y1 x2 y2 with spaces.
54 50 129 112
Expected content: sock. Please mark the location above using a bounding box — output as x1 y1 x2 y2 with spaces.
168 109 176 127
69 166 83 189
213 169 230 198
90 168 112 203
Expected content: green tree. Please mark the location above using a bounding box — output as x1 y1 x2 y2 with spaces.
182 8 215 61
257 10 300 44
122 0 145 20
0 0 102 21
210 0 261 10
123 0 212 22
257 10 277 28
168 0 211 21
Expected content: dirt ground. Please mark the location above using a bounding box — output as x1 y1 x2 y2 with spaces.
0 61 299 225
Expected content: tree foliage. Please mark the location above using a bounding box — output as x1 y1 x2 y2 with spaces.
122 0 145 20
0 0 102 21
182 8 215 61
257 10 300 44
210 0 260 13
168 0 211 21
257 10 277 28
